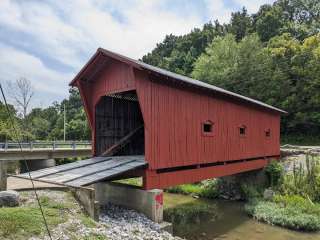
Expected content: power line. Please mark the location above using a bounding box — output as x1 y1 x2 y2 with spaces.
0 83 52 240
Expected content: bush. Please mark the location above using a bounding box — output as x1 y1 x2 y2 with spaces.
245 196 320 231
265 160 284 188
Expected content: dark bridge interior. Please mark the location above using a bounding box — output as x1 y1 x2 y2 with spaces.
95 91 144 156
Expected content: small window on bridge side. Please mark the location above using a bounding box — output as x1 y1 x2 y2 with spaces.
265 129 271 137
202 121 214 136
239 125 246 136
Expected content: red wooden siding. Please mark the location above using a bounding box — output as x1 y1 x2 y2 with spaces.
135 70 280 170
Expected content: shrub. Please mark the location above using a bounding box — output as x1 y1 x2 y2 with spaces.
281 155 320 202
265 160 284 188
240 183 262 200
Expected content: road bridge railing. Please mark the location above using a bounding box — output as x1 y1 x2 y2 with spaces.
0 141 92 152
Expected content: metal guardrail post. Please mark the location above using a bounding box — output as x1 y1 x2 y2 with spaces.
30 141 33 150
53 141 56 150
72 141 76 150
4 141 8 151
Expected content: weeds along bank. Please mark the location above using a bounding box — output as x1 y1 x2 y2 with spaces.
165 153 320 232
245 154 320 231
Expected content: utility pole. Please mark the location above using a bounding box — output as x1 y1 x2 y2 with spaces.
63 103 66 142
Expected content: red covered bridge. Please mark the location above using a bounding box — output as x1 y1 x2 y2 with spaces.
69 48 285 190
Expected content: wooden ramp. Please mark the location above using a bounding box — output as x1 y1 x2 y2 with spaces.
15 155 146 188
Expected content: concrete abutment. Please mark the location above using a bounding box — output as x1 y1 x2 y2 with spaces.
94 182 164 223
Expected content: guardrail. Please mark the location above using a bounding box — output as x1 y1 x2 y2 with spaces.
0 141 92 151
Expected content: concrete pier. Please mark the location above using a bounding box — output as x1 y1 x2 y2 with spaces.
95 182 164 223
0 161 7 191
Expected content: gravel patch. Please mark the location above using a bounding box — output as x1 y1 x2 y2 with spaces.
99 203 182 240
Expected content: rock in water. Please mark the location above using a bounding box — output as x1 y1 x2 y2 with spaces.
0 190 19 207
263 188 274 201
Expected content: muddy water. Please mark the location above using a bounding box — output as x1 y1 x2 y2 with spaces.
164 193 320 240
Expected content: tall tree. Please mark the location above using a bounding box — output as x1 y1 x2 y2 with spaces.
229 7 252 41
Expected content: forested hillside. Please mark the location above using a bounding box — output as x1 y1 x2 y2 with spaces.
142 0 320 140
0 0 319 142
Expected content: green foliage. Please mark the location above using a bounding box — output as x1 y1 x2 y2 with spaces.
281 155 320 201
1 87 91 141
240 184 263 200
166 180 219 199
229 7 252 41
265 160 285 187
142 22 223 76
245 198 320 231
115 177 142 187
0 207 65 239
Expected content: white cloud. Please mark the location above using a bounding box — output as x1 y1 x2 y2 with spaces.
235 0 275 13
204 0 234 23
0 43 73 106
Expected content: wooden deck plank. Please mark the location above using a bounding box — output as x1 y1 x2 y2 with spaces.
19 155 143 179
42 158 137 183
15 155 146 187
67 161 146 187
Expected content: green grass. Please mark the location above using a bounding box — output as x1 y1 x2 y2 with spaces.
114 177 142 187
80 215 97 228
166 180 219 199
245 196 320 231
0 207 65 239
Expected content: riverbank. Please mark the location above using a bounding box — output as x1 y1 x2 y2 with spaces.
164 192 320 240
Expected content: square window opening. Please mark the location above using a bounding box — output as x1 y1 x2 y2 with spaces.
203 123 213 133
265 129 271 137
239 126 246 135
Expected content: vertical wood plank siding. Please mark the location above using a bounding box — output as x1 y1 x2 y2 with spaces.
135 69 280 171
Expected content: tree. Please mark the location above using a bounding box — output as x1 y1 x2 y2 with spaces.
254 5 284 41
7 77 34 121
229 7 252 41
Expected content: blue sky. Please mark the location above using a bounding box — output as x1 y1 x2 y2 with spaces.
0 0 275 108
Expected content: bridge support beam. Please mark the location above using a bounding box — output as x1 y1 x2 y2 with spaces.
94 182 164 223
0 161 7 191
